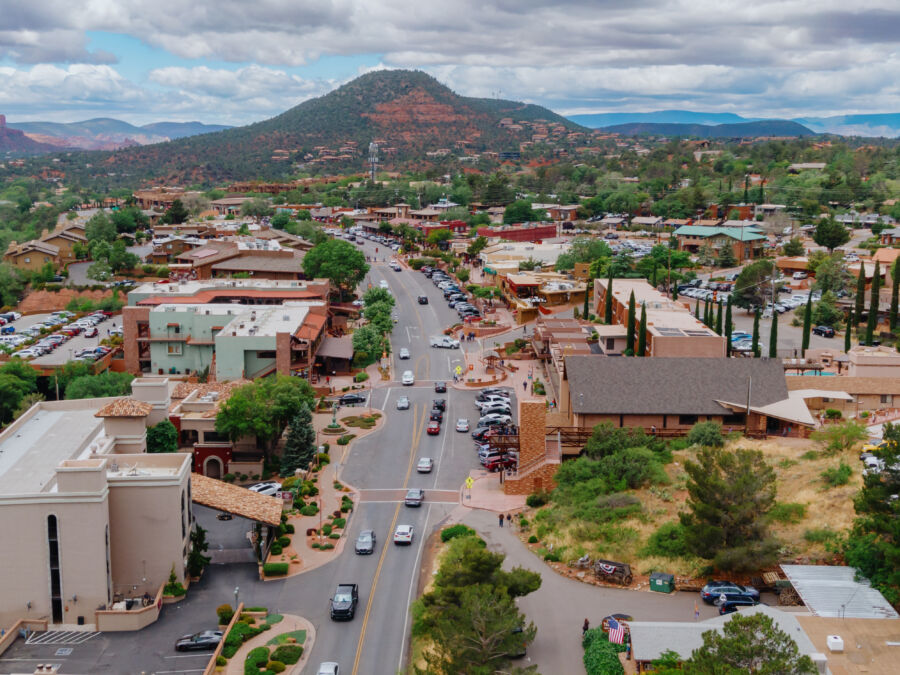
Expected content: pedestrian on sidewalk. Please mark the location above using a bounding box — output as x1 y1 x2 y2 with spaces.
498 513 504 527
523 380 527 391
506 513 512 529
582 618 590 635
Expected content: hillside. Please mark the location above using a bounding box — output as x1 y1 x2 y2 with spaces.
140 121 232 139
600 119 815 138
794 113 900 138
81 70 585 184
0 116 59 154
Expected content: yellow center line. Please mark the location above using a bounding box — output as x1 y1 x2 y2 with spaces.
351 402 426 675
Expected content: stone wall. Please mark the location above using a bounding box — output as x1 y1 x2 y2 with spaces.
503 461 559 495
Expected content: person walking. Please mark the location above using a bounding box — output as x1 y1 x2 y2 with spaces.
582 618 590 636
506 513 512 529
498 513 504 527
523 380 527 391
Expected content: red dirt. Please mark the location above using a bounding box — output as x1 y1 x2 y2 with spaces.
17 288 114 314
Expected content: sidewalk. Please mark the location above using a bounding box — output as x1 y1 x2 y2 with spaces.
462 469 526 513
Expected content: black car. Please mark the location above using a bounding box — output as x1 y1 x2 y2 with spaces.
471 426 493 441
812 325 835 338
338 392 367 405
434 381 447 393
330 583 359 620
430 408 443 422
432 398 447 411
718 597 759 615
355 529 375 555
417 295 429 304
700 580 760 605
175 630 223 651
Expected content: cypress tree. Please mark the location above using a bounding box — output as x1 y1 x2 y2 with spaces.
695 297 701 319
865 261 881 345
672 283 679 300
603 271 613 324
725 296 733 356
583 276 591 319
844 314 852 353
769 311 778 358
854 263 866 326
890 259 899 331
752 308 761 357
801 295 812 356
626 290 636 354
715 301 723 335
637 302 647 356
651 264 658 288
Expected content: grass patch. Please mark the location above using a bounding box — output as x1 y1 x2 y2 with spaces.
265 614 283 625
778 458 799 469
821 461 852 488
267 629 307 647
341 415 379 430
800 450 819 460
804 527 840 544
768 502 807 524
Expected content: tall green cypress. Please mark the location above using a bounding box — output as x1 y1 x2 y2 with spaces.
715 301 723 335
695 298 701 319
865 261 881 345
844 314 852 353
801 295 812 356
769 311 778 358
583 276 591 319
626 290 636 354
650 264 658 288
673 284 679 300
854 263 866 327
603 271 614 324
637 302 647 356
725 296 733 356
752 308 761 357
890 259 899 330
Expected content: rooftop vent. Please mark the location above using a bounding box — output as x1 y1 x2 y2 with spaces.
826 635 844 653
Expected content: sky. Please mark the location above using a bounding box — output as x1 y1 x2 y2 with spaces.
1 0 899 127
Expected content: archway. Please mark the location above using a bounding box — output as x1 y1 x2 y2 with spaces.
203 456 223 480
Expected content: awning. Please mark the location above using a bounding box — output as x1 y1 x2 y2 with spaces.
191 473 282 526
716 392 817 427
316 335 354 360
790 389 854 401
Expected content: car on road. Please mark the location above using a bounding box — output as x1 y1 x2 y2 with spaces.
317 663 340 675
429 408 443 422
247 481 282 496
379 280 389 289
417 295 429 304
393 524 414 545
456 418 470 432
401 370 415 385
432 398 446 411
417 457 434 473
398 347 410 359
354 530 376 555
812 325 835 337
175 630 223 651
718 597 759 615
701 580 759 604
396 396 410 410
430 336 459 349
434 381 447 393
330 583 359 621
405 488 425 506
427 420 441 435
339 392 367 405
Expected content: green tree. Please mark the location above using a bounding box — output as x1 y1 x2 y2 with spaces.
715 301 723 335
280 403 317 475
186 525 211 578
890 259 899 330
352 324 387 366
680 447 778 571
812 291 843 327
64 371 134 399
583 276 592 319
812 217 850 252
302 238 369 298
0 374 28 425
161 199 189 225
682 612 816 675
85 211 117 243
625 290 636 354
0 263 27 306
603 271 613 324
865 260 881 344
240 198 273 221
86 260 112 282
801 296 812 355
0 357 38 394
769 311 778 358
724 296 733 355
271 212 291 229
362 286 395 307
845 314 852 353
427 229 453 247
812 255 849 294
637 302 647 356
503 200 540 225
108 240 139 274
810 419 868 456
717 243 737 268
733 259 776 308
854 262 866 326
467 235 488 257
782 238 804 256
146 419 178 453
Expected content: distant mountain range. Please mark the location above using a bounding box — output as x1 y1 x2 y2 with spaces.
2 118 231 151
568 109 900 138
599 120 815 138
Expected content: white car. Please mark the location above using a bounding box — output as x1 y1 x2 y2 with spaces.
456 418 470 432
417 457 434 473
401 370 415 386
247 481 282 496
478 413 512 426
475 396 511 410
379 280 389 289
393 524 414 545
316 663 339 675
398 348 410 360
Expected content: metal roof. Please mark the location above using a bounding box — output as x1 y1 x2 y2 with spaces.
781 565 900 619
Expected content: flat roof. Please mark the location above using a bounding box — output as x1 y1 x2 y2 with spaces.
0 402 106 495
781 565 899 619
128 278 329 303
221 304 311 338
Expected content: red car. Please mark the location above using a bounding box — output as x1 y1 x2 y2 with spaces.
484 456 516 472
427 421 441 435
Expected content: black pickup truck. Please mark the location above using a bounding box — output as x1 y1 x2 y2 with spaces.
330 583 359 621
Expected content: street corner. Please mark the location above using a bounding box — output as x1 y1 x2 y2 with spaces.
461 470 527 513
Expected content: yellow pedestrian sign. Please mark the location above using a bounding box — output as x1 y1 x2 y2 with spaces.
465 477 474 489
455 366 462 375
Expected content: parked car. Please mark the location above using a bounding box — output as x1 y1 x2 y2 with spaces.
812 325 835 337
402 370 415 385
109 327 123 336
456 418 470 432
398 347 410 360
478 413 512 426
718 597 759 615
479 404 512 417
417 457 434 473
427 421 441 435
354 530 375 555
247 481 281 496
471 426 493 441
393 524 414 545
175 630 223 651
484 456 516 472
700 581 759 605
396 396 410 410
339 392 367 405
84 327 99 338
330 583 359 621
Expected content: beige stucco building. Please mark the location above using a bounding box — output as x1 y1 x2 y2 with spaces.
0 378 193 629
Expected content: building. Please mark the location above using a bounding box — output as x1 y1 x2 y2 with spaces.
754 203 787 218
594 278 725 357
630 216 664 229
476 222 558 243
560 357 814 435
786 374 900 417
674 224 767 260
498 272 586 323
479 242 572 275
174 239 306 280
132 187 202 211
0 380 193 628
40 225 88 262
2 240 60 272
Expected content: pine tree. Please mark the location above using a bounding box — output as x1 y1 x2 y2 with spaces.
769 311 778 358
626 290 636 354
637 302 647 356
865 261 881 345
280 403 317 475
890 259 899 330
695 298 701 319
603 271 613 324
715 301 723 335
582 276 591 319
801 295 812 356
743 175 750 203
752 309 761 357
725 296 733 356
844 314 852 353
854 263 866 327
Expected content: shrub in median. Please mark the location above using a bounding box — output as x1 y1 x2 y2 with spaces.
244 647 269 675
267 661 286 673
263 562 289 576
440 524 476 542
270 543 283 555
217 603 234 624
271 645 303 664
276 536 291 547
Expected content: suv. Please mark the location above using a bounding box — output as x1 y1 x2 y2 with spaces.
330 584 359 620
701 580 760 605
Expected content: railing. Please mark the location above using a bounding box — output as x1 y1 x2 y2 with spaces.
0 619 48 657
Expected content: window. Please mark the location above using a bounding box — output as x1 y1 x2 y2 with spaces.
181 490 186 539
47 515 63 623
167 343 182 355
880 395 892 405
679 415 699 426
24 257 31 263
606 338 615 350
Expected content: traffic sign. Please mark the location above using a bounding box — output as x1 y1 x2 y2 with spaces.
465 477 474 489
455 366 462 375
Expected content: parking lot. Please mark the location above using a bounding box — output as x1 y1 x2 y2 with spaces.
2 312 121 366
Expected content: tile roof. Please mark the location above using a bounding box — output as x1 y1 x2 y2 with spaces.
190 473 282 526
211 253 305 273
295 311 326 341
786 375 900 395
565 356 788 415
137 289 325 306
95 398 153 418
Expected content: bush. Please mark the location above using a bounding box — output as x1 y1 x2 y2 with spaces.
542 548 561 562
440 524 477 542
271 543 283 555
824 408 843 420
526 492 549 508
337 434 355 445
284 523 295 534
223 473 236 483
583 627 626 675
804 528 839 544
316 452 330 464
245 646 269 675
239 614 256 624
641 522 691 558
216 655 227 666
267 661 286 673
300 503 319 516
276 536 291 547
528 535 539 543
768 502 807 524
322 524 333 536
686 421 725 448
332 517 346 529
320 542 335 550
270 645 303 665
822 461 852 488
217 603 235 624
263 563 289 576
354 371 369 382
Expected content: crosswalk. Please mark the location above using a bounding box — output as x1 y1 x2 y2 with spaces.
25 631 101 645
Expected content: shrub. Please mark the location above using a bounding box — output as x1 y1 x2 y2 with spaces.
824 408 843 419
317 452 331 464
322 524 333 536
217 604 235 624
320 542 335 550
542 548 561 562
223 473 236 483
641 522 690 558
440 524 477 542
528 535 539 543
583 627 626 675
526 492 549 508
300 503 319 516
822 461 852 488
245 646 269 675
337 434 356 445
271 543 283 555
239 614 256 624
277 536 291 547
332 517 346 529
284 523 295 534
216 655 227 666
267 661 286 673
686 421 725 448
270 645 303 665
354 372 369 382
768 502 807 524
804 528 839 544
263 563 289 576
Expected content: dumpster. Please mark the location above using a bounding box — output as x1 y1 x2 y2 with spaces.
649 572 675 593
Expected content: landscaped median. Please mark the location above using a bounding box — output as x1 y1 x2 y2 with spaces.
210 606 314 675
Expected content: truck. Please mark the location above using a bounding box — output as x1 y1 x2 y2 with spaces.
430 336 459 349
330 583 358 620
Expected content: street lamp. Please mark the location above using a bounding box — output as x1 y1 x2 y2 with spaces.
233 586 239 611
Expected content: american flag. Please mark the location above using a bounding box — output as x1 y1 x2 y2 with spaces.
608 617 625 644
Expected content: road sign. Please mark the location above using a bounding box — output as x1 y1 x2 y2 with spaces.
455 366 462 375
465 477 474 489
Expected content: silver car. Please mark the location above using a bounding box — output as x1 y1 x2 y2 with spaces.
396 396 410 410
399 348 410 359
